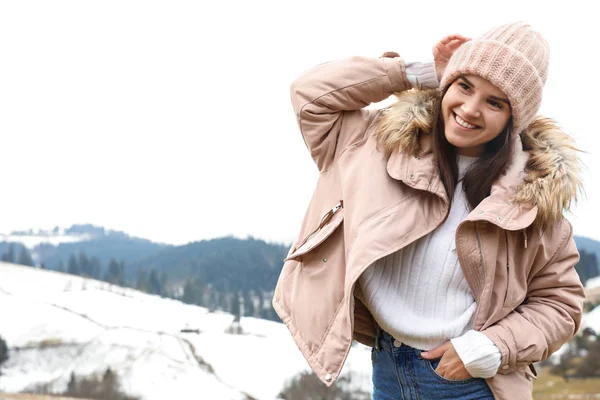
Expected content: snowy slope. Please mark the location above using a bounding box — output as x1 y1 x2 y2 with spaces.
581 304 600 334
0 263 372 400
586 275 600 290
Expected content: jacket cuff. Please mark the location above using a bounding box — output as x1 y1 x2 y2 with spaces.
405 61 439 89
451 330 502 378
380 55 410 93
481 324 517 374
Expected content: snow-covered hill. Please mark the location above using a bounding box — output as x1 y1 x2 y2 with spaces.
0 263 372 400
3 262 598 399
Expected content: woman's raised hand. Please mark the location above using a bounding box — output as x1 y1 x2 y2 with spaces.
433 34 471 82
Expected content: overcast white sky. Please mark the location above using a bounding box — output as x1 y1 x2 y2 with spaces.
0 0 598 245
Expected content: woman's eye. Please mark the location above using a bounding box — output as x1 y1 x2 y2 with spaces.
489 100 503 110
458 82 470 90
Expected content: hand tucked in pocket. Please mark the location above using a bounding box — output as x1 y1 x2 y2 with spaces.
421 341 472 380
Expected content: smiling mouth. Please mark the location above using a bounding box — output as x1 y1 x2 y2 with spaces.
454 112 480 129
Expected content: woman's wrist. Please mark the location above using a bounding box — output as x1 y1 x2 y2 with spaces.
405 61 439 89
451 330 501 379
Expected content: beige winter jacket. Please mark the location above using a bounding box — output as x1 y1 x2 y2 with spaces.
272 54 585 400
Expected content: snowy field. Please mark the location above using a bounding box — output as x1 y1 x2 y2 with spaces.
2 262 598 399
0 262 372 400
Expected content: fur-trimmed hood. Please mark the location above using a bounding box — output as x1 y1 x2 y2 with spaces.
376 89 583 229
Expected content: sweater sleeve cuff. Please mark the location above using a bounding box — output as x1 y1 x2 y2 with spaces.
451 330 502 379
405 61 439 89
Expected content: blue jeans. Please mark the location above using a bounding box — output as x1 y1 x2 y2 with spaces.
372 329 494 400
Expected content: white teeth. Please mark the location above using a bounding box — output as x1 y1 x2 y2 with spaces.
455 114 478 129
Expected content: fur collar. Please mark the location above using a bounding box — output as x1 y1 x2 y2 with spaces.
376 89 583 228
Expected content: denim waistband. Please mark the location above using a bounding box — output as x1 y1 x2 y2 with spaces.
375 328 426 354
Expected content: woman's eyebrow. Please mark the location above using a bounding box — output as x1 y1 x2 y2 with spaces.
460 76 510 105
490 95 511 105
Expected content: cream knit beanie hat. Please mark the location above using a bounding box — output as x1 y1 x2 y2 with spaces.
440 22 550 134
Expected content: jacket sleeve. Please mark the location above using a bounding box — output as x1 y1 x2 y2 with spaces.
482 220 585 374
290 54 412 172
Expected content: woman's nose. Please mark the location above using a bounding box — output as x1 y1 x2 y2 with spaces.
461 100 481 119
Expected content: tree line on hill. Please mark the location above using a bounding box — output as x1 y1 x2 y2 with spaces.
1 243 35 267
1 243 281 323
3 236 598 327
0 334 7 377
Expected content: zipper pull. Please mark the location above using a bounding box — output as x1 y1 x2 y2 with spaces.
317 201 343 230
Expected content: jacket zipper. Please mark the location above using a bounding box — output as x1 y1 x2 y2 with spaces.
472 221 487 328
504 230 512 305
294 201 343 251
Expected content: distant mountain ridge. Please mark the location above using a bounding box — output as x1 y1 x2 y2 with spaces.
1 224 598 292
133 236 289 292
0 224 170 272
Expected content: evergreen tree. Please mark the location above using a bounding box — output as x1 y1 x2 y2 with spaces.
195 280 204 306
102 367 119 395
182 278 204 305
256 290 265 318
67 254 80 275
67 372 78 394
118 261 126 286
182 278 196 304
136 269 149 292
231 289 241 322
265 301 280 322
79 252 90 277
17 246 35 267
212 290 221 312
58 259 65 272
2 244 15 263
576 332 600 378
203 285 216 312
160 271 168 297
89 257 102 279
149 268 162 295
242 288 255 317
106 258 121 284
218 290 228 311
0 335 8 368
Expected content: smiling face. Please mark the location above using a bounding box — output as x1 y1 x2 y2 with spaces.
441 75 512 156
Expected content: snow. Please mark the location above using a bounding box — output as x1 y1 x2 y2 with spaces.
582 305 600 334
0 262 372 399
3 260 598 398
586 275 600 290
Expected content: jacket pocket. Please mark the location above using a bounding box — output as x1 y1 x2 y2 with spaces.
278 201 346 353
285 201 344 262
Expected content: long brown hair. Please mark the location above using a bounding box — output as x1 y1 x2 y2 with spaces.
432 88 513 208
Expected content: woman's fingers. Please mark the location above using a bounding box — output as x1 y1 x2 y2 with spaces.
440 34 471 44
433 34 471 80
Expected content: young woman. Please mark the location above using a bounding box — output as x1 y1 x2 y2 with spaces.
272 22 585 400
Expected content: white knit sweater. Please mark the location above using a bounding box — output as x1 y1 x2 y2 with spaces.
359 134 501 378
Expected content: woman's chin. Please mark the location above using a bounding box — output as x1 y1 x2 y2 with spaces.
444 133 483 156
445 132 471 148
